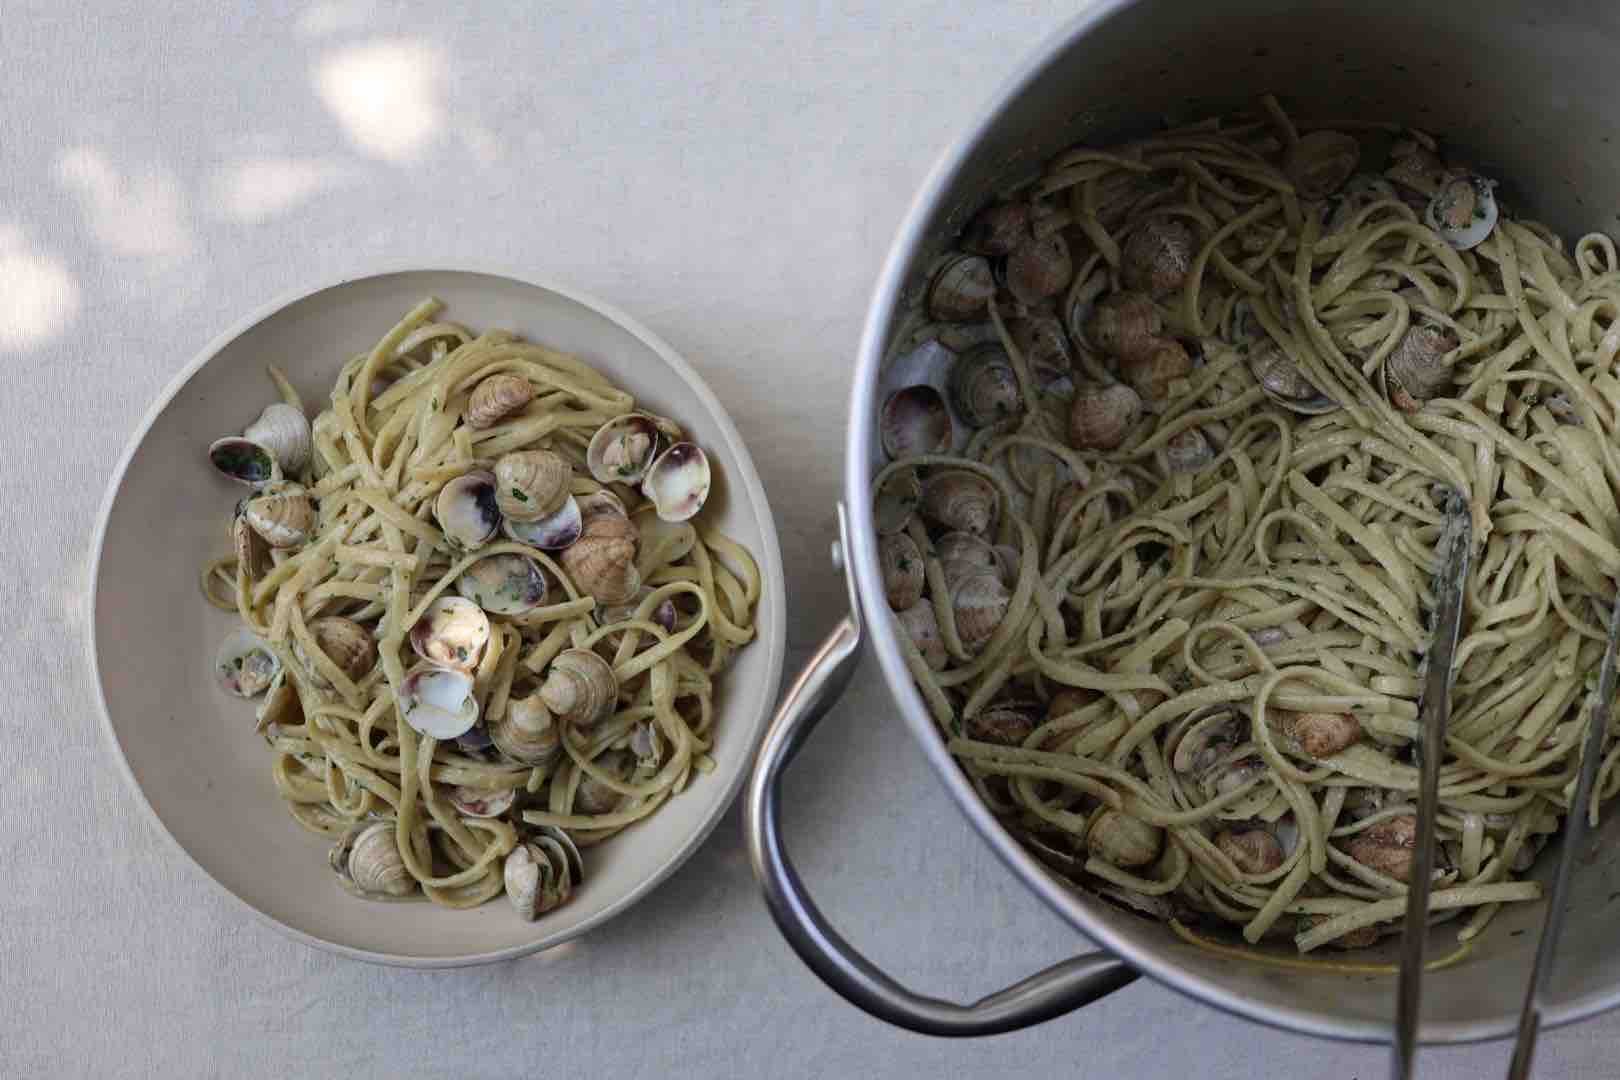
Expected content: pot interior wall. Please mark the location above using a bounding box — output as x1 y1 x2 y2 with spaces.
869 0 1620 1039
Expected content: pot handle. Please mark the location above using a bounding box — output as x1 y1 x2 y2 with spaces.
742 503 1138 1036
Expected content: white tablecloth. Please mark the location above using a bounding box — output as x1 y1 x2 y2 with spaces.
4 2 1614 1076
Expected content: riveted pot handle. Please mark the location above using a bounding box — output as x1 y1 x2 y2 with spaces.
741 504 1137 1036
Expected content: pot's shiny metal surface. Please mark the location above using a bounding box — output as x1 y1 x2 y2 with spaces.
748 0 1620 1044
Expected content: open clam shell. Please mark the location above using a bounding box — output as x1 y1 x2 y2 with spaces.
242 402 312 476
450 785 517 819
503 493 583 550
208 436 281 487
456 552 549 615
409 596 492 670
1425 174 1498 251
641 441 711 523
399 663 480 739
435 470 502 549
587 412 665 486
881 384 953 461
215 628 281 697
1246 341 1338 415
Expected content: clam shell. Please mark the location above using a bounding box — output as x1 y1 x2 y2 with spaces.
215 628 281 697
1384 321 1458 411
208 436 281 487
575 750 631 814
559 507 640 605
1086 808 1162 868
964 702 1037 746
465 373 534 429
242 402 312 476
1284 130 1361 200
1345 814 1417 882
1118 337 1192 408
873 469 922 536
1121 218 1194 298
1002 232 1072 305
948 344 1023 428
951 571 1009 655
1067 381 1141 450
926 253 995 322
296 616 376 689
641 441 711 523
503 494 583 550
456 553 549 615
409 596 492 670
1215 827 1285 875
934 530 997 591
630 719 664 772
1082 291 1162 358
597 587 679 635
489 690 561 766
494 449 572 521
399 663 480 739
435 470 501 549
539 648 618 729
880 385 953 461
232 511 271 581
1247 341 1337 415
587 413 664 486
894 602 946 671
1009 313 1074 389
242 488 315 548
878 533 925 611
961 200 1032 257
451 785 517 819
331 821 416 899
1272 710 1362 759
1424 174 1498 251
1160 426 1214 475
504 830 580 920
920 469 998 537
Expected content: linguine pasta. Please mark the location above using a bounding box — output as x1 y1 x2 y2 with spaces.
201 299 760 914
879 99 1620 959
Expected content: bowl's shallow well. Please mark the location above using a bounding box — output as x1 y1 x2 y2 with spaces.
93 268 785 965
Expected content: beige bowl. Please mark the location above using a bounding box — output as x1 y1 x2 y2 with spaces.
91 267 786 966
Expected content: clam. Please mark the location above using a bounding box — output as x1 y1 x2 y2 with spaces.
629 719 665 773
1082 291 1162 359
558 499 640 605
502 494 583 550
873 469 923 536
948 344 1023 428
1161 426 1214 475
1271 709 1361 759
926 253 996 322
935 530 997 590
208 436 281 487
254 670 302 732
295 616 376 689
455 723 494 754
1118 337 1192 408
964 701 1037 746
641 442 711 523
215 628 281 697
1002 232 1073 306
231 510 271 581
1247 341 1337 415
1215 827 1285 875
576 750 632 814
457 552 549 616
330 821 416 900
879 533 925 611
1425 174 1498 250
1086 808 1162 868
1009 312 1075 389
465 372 535 430
494 449 572 521
1385 141 1447 197
399 664 479 739
990 543 1020 589
1121 218 1194 298
489 689 561 766
895 601 947 671
587 413 664 486
435 470 501 550
242 486 315 548
961 200 1032 257
242 402 312 476
597 588 679 635
1384 321 1459 412
919 469 998 536
952 572 1009 656
881 385 953 460
504 826 582 920
450 785 517 819
1067 381 1142 450
1284 130 1361 200
409 596 492 670
539 648 618 730
1345 814 1417 882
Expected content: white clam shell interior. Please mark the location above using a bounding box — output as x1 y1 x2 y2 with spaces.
401 666 479 739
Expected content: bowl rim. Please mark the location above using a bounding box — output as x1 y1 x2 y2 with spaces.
88 261 788 968
844 0 1620 1046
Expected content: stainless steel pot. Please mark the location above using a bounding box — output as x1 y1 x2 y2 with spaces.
744 0 1620 1045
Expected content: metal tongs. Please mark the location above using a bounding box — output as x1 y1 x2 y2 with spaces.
1391 496 1620 1077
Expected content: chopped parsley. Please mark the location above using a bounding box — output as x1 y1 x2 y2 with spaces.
511 488 529 502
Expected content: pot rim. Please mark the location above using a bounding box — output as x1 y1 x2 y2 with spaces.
842 0 1620 1044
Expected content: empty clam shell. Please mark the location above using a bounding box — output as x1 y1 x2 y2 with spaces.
216 628 281 697
927 253 996 322
435 470 502 550
456 552 549 615
641 441 711 523
587 413 664 486
242 402 312 477
399 663 480 739
503 493 583 550
873 469 922 536
1425 174 1497 251
208 436 281 487
880 385 953 461
409 596 492 670
295 616 376 689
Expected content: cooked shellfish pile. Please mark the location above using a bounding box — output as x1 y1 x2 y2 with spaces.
875 98 1618 960
200 302 760 918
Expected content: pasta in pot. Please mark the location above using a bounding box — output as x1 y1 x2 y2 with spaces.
877 97 1620 960
200 299 761 917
